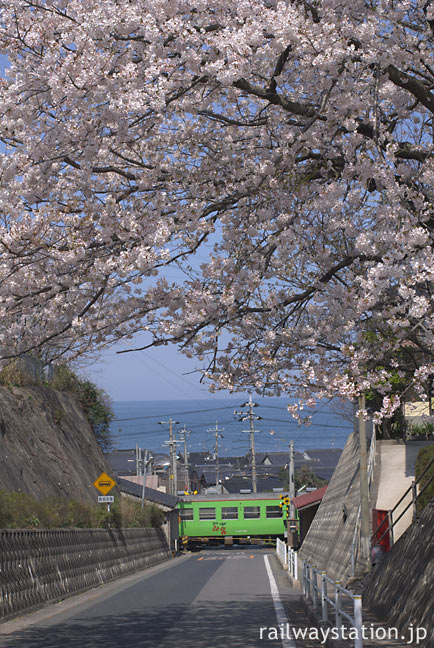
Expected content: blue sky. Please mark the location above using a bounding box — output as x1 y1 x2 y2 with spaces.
82 336 234 401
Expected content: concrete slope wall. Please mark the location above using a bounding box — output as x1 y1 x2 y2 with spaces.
0 386 110 502
0 527 171 622
363 501 434 647
298 431 365 583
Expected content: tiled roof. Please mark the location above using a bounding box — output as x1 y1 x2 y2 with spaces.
222 475 283 493
292 486 328 510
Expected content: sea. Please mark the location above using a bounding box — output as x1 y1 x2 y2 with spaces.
109 397 355 456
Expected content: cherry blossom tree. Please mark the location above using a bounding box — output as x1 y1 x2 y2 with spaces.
0 0 433 412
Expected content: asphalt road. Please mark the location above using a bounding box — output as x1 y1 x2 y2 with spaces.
0 546 313 648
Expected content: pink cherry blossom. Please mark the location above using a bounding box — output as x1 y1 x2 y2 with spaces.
0 0 433 419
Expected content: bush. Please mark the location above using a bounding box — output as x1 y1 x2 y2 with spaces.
415 446 434 513
118 498 165 528
0 361 36 387
407 422 434 439
49 364 114 450
0 360 114 450
279 464 328 492
0 490 164 529
149 504 165 528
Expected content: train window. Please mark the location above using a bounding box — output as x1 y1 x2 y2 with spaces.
179 508 194 520
266 506 282 518
244 506 261 519
222 507 238 520
199 507 216 520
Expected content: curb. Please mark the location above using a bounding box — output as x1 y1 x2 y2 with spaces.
299 595 349 648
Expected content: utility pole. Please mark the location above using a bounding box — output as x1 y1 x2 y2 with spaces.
287 439 298 548
208 422 224 494
163 438 179 495
234 395 261 494
142 449 147 508
359 393 371 570
135 444 141 476
179 426 191 493
141 451 153 508
159 419 179 496
289 440 295 519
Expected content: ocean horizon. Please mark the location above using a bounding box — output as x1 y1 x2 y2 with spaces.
109 397 354 456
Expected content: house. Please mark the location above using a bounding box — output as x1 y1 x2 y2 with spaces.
105 449 170 491
292 485 328 545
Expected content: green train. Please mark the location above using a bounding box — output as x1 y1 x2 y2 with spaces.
177 493 292 548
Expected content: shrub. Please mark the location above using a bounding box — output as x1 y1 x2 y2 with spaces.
407 422 434 439
149 504 165 528
0 491 40 528
49 364 114 450
119 498 164 528
0 490 163 529
0 361 35 387
0 360 114 450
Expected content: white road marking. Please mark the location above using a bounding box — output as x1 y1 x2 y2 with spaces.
264 555 296 648
201 555 251 560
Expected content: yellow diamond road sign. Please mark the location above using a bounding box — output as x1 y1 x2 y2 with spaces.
93 472 116 495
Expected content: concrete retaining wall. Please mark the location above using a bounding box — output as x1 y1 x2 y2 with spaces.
0 527 171 621
363 502 434 647
298 431 365 583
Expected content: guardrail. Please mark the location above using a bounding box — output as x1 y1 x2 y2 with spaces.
276 537 287 567
302 561 363 648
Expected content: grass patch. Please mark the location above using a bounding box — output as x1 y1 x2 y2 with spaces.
0 490 164 529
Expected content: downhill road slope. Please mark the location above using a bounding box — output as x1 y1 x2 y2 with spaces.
0 547 317 648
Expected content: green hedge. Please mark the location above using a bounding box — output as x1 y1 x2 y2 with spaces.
415 446 434 512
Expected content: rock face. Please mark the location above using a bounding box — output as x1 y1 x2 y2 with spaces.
0 386 111 503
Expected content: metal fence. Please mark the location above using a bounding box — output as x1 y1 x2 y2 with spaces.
302 561 363 648
0 527 170 621
287 547 298 579
275 537 287 567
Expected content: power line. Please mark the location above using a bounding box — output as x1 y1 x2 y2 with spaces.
112 405 236 422
109 426 351 439
259 417 352 428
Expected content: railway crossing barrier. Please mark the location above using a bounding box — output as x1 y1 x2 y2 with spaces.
302 561 363 648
